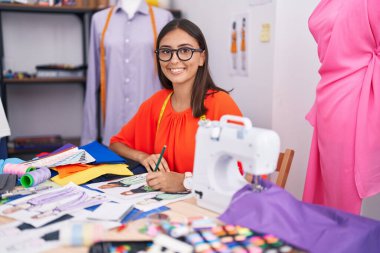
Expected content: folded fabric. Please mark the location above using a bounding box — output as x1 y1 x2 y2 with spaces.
219 180 380 253
80 141 125 164
37 143 76 158
53 164 94 178
51 163 132 186
50 143 77 154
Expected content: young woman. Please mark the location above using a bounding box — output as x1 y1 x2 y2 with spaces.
110 19 242 193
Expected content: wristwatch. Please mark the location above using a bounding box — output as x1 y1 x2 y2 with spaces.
183 172 193 191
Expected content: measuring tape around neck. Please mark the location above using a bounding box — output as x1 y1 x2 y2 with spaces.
156 92 206 134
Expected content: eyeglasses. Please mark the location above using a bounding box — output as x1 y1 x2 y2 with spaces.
155 47 204 62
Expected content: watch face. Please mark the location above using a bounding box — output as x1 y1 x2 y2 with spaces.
184 177 193 191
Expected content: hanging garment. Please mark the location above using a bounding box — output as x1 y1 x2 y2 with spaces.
0 98 10 159
303 0 380 214
81 1 172 145
0 98 10 139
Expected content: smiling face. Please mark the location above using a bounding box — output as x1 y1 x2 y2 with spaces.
158 28 205 89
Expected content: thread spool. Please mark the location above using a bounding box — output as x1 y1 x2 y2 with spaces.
3 163 34 177
2 163 15 174
60 222 105 247
16 165 35 176
20 167 51 188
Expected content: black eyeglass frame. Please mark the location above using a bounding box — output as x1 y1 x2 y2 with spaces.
155 47 204 62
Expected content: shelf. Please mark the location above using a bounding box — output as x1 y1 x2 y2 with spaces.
0 3 96 13
8 136 80 156
0 3 181 17
3 77 86 84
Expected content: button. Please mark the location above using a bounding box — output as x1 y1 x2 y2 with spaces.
125 78 130 83
125 97 130 102
125 59 129 63
125 39 129 43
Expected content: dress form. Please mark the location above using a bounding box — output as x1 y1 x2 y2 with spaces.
119 0 143 19
81 1 173 146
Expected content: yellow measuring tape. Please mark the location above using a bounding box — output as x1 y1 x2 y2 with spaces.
156 92 206 133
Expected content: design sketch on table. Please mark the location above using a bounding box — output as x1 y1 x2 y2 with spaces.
2 187 79 214
86 174 193 212
98 173 146 189
2 186 106 220
136 192 191 206
120 184 158 196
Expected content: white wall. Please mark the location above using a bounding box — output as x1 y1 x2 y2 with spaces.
272 1 319 198
173 0 319 199
2 12 84 139
171 0 276 128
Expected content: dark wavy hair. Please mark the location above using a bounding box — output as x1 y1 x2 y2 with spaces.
155 19 228 118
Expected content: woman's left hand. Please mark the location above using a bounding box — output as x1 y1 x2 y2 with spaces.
146 171 186 193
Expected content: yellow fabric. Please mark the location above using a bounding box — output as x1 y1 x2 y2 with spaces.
51 164 132 186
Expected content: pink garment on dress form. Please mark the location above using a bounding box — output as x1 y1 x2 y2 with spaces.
303 0 380 214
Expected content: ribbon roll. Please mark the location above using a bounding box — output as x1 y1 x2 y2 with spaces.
20 167 51 188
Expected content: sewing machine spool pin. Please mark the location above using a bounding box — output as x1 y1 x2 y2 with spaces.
251 175 264 192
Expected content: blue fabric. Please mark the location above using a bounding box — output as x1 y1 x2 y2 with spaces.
80 141 125 164
121 206 170 223
219 180 380 253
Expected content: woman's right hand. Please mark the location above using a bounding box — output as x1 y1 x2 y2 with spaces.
140 154 170 172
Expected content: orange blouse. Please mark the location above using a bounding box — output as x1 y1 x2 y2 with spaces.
110 89 242 173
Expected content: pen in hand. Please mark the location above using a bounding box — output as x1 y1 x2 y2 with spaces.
154 145 167 172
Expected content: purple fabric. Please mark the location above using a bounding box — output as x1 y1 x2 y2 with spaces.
219 180 380 253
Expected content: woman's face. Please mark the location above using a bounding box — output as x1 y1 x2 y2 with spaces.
158 28 205 88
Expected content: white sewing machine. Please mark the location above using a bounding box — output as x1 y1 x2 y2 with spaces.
192 115 280 213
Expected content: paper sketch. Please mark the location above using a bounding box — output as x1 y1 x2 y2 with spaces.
87 174 193 212
0 183 107 227
230 12 250 76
